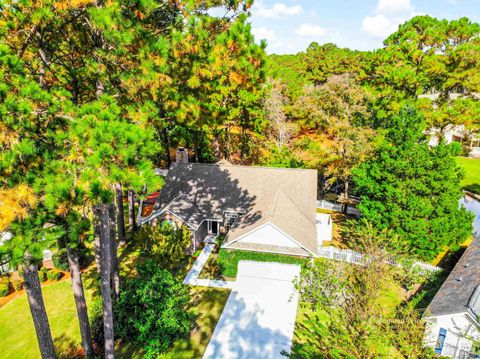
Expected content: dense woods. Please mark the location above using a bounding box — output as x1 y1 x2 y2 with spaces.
0 0 478 356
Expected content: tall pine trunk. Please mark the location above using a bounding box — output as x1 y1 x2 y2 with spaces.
114 183 126 246
22 260 57 359
127 190 137 233
110 229 120 300
93 204 116 359
66 245 94 358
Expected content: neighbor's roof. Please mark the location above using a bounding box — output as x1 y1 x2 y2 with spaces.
149 162 318 255
426 240 480 320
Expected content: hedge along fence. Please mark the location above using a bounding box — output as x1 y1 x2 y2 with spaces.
317 246 441 274
218 249 307 278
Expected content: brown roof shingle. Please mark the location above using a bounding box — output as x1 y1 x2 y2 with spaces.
426 240 480 318
148 162 318 256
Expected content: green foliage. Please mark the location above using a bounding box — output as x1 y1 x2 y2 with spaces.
217 249 306 278
52 249 69 271
38 270 46 283
260 145 304 168
0 276 10 297
411 270 450 310
114 261 194 358
38 267 48 282
11 278 22 291
46 269 62 281
89 297 105 348
134 223 191 269
291 244 434 359
52 244 91 272
353 107 473 260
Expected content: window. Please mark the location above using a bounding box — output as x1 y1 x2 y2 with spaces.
435 328 447 355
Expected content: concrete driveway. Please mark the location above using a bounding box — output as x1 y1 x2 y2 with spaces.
203 261 301 359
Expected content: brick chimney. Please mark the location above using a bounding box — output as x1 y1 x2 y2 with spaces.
175 147 189 163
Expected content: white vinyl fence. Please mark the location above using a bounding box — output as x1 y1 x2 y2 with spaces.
318 246 441 273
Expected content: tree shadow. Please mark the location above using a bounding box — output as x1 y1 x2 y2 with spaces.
150 163 271 233
204 291 294 359
54 332 84 359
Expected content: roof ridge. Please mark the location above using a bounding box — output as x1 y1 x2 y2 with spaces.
270 187 282 218
173 162 318 173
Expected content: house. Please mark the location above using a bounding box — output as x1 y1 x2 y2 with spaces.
138 161 325 257
424 240 480 358
427 124 480 158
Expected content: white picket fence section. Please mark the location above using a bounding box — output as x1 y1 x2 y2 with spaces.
317 246 441 273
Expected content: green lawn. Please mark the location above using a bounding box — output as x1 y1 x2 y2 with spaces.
0 280 93 359
0 242 229 359
457 157 480 194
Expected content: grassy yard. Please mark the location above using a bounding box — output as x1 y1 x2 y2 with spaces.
201 248 307 279
457 157 480 194
0 280 93 358
0 241 229 359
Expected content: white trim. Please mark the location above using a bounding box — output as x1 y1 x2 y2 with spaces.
425 312 480 328
223 221 316 257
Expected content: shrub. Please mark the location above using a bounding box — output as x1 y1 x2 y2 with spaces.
47 268 62 281
0 276 10 297
114 261 194 359
89 297 104 347
217 249 306 278
52 244 92 271
52 248 70 271
11 278 22 291
38 271 46 282
134 223 191 269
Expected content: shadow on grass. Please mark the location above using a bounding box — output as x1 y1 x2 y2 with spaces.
465 183 480 195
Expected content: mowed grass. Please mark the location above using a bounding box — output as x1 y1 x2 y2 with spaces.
457 157 480 194
0 280 93 359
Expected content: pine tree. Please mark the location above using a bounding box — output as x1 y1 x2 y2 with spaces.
353 107 473 260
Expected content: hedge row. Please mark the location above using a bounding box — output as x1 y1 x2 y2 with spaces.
217 249 307 278
0 267 64 297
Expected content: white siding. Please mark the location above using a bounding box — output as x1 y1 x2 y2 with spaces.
425 313 480 358
316 213 332 242
236 223 301 248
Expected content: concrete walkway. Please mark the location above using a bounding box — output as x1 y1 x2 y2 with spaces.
183 243 235 289
183 245 301 358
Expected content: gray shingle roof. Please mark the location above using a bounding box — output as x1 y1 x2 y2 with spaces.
148 162 318 256
426 240 480 319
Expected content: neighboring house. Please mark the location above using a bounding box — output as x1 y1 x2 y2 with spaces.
0 232 53 273
138 160 327 257
424 240 480 358
427 124 480 158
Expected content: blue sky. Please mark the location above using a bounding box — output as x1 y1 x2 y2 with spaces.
242 0 480 54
